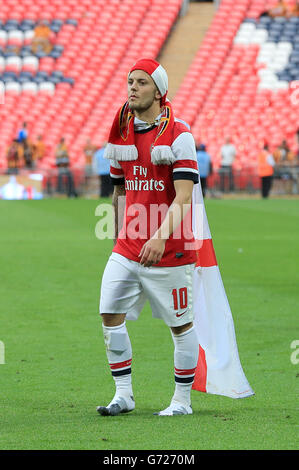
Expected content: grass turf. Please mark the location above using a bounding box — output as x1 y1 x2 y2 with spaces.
0 197 298 450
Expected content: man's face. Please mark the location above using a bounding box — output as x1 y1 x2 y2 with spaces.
128 70 161 112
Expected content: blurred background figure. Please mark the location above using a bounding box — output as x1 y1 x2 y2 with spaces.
32 135 46 165
258 143 276 198
55 138 77 197
6 139 22 174
219 136 236 192
274 139 297 166
196 143 212 197
0 175 25 200
23 138 34 169
31 20 53 55
94 144 113 198
17 122 28 144
273 140 298 193
83 138 97 190
266 0 299 18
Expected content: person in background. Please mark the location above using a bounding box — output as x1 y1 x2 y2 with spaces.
258 143 276 198
273 139 297 166
17 122 28 144
0 175 25 200
220 136 236 192
84 138 97 189
94 144 113 198
6 139 21 174
267 0 299 17
55 137 77 197
23 138 34 169
33 135 46 164
196 143 212 198
273 139 298 193
31 20 53 55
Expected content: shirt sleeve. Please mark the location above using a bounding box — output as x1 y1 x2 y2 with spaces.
171 132 199 183
110 160 125 185
267 154 276 167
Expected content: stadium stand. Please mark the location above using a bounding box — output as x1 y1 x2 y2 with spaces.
0 0 183 181
0 0 298 194
172 0 299 188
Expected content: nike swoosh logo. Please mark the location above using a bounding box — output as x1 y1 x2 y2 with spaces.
176 310 187 318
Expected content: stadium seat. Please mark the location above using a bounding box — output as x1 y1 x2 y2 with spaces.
7 29 24 47
22 55 39 73
38 81 55 95
22 81 38 94
0 57 5 73
5 81 21 94
0 29 7 47
23 29 35 46
173 0 299 173
5 56 22 73
3 0 268 172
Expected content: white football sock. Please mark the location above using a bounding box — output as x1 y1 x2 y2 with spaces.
102 322 133 398
171 326 199 407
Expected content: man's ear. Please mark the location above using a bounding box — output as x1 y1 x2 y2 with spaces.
155 88 162 101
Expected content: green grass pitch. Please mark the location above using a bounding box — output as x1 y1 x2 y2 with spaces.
0 197 298 450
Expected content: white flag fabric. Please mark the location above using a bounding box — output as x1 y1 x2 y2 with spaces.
191 183 254 398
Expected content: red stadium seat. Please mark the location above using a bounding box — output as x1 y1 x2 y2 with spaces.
5 0 296 174
173 0 299 172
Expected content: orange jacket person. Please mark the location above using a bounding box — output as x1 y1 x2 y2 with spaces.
258 144 275 198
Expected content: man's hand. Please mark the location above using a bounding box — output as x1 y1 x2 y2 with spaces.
139 238 166 267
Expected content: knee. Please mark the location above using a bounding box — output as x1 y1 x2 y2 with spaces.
101 313 126 327
171 322 193 336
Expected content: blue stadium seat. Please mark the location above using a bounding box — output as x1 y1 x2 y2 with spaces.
48 75 60 85
3 47 19 58
4 20 19 32
288 17 299 25
35 50 48 59
19 46 33 58
289 67 299 79
1 71 19 83
36 71 49 80
65 19 78 27
19 71 34 80
19 19 36 32
50 19 63 33
259 16 272 26
49 45 64 59
61 76 74 86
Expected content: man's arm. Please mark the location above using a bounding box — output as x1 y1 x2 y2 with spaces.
139 179 194 267
112 184 126 246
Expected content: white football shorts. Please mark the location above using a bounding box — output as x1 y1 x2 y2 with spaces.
99 252 195 327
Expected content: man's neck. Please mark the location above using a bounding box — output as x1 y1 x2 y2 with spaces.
133 105 163 126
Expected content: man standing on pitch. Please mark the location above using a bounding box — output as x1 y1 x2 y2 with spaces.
97 58 200 416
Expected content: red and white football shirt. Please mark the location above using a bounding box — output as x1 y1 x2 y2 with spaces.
110 120 199 267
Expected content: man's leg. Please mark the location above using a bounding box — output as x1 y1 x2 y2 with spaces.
261 177 268 198
141 263 198 416
97 254 146 416
97 313 135 416
155 322 199 416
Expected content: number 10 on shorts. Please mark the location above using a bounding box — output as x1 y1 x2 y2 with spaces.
172 287 188 310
